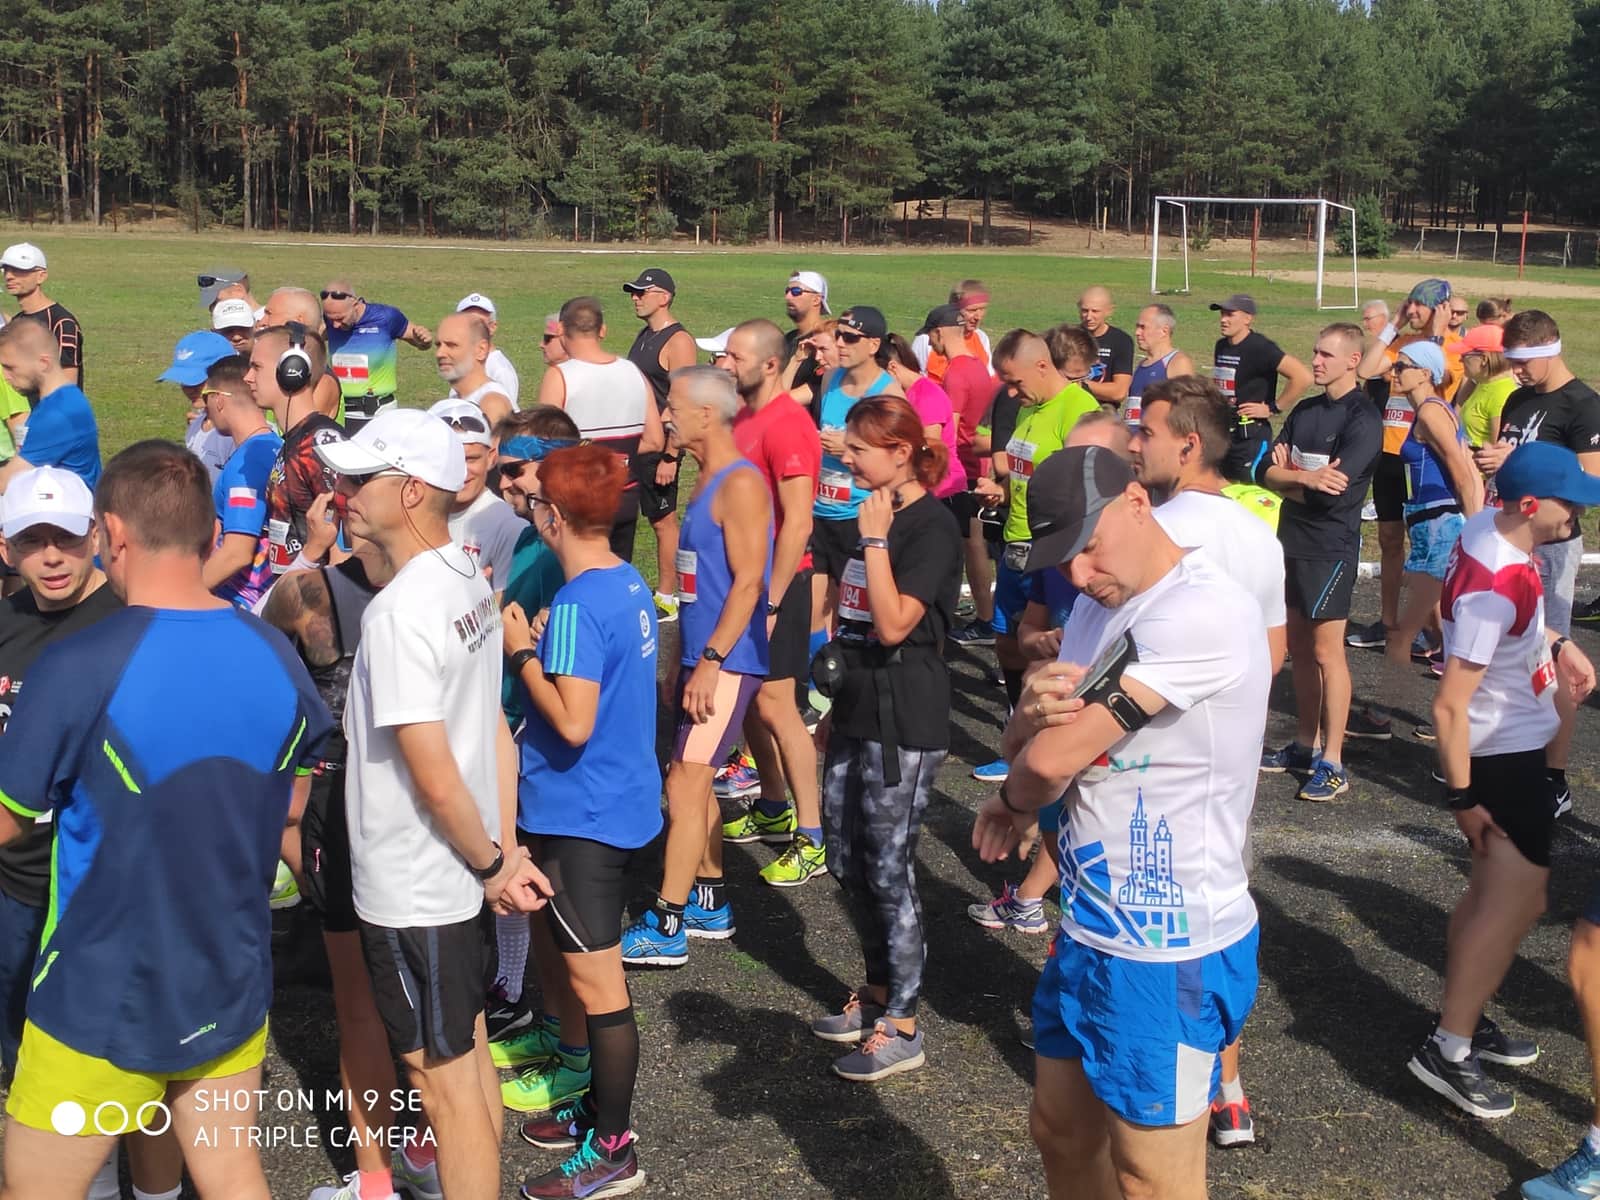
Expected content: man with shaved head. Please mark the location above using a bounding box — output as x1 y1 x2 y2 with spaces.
0 319 100 491
435 312 513 427
320 279 432 430
1078 286 1135 411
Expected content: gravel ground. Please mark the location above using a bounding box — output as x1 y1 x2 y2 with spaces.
59 575 1600 1198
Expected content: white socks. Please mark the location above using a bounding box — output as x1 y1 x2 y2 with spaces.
1431 1025 1472 1063
1218 1075 1245 1105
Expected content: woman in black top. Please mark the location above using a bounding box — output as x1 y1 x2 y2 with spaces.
809 397 961 1083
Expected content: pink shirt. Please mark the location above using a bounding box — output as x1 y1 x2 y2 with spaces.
907 377 964 498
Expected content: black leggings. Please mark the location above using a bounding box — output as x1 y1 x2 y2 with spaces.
521 833 633 953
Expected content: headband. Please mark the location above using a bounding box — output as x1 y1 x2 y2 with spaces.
1503 340 1561 361
959 291 991 306
501 435 580 462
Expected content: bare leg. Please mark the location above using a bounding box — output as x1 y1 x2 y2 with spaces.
1030 1056 1119 1200
1569 920 1600 1128
1285 610 1323 749
325 928 402 1172
654 511 679 597
1016 836 1059 903
964 525 994 624
0 1121 116 1200
1378 520 1405 628
659 761 717 904
1312 618 1352 764
126 1127 184 1195
754 679 820 830
1439 835 1548 1038
529 911 586 1048
400 1021 501 1200
168 1064 272 1200
1105 1103 1210 1200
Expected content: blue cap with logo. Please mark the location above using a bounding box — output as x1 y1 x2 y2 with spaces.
158 331 238 386
1497 441 1600 508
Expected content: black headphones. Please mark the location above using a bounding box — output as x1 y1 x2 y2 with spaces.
276 321 314 394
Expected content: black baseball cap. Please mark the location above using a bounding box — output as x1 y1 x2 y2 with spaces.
623 268 676 295
839 306 888 340
1021 446 1135 573
921 303 965 333
1209 293 1257 315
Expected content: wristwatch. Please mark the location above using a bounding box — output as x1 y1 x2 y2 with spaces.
702 646 726 664
858 536 889 551
509 647 539 673
1444 786 1476 811
471 842 505 881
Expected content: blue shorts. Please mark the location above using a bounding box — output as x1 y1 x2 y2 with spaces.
992 559 1029 636
1037 798 1062 834
1403 508 1465 581
1032 926 1259 1126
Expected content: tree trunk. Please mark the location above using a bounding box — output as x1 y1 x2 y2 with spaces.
235 33 252 231
89 53 102 226
53 69 72 223
347 101 357 236
980 183 992 245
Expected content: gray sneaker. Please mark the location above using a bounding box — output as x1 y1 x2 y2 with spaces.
831 1019 926 1081
811 991 886 1043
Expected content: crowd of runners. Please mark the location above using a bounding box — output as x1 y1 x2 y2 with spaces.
0 245 1595 1200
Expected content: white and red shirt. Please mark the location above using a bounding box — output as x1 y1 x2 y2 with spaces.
1441 509 1559 756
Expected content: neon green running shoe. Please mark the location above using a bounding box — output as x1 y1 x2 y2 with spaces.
759 832 828 888
270 860 301 910
490 1020 561 1069
722 802 795 845
502 1056 592 1114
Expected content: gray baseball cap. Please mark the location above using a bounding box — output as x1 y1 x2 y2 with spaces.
1021 446 1135 573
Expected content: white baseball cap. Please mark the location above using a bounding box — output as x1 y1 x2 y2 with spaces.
2 466 93 539
788 270 829 314
1 243 46 272
427 398 494 447
314 407 467 492
211 298 255 331
695 327 736 356
456 293 497 318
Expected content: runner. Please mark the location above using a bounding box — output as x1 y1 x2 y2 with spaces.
1126 303 1194 431
320 279 434 429
781 269 830 363
0 440 332 1200
1256 324 1382 801
200 352 281 609
244 323 343 573
434 312 514 427
429 398 524 589
973 443 1269 1200
623 267 698 622
536 296 666 563
884 333 963 500
1408 441 1598 1121
212 297 257 352
810 397 960 1082
0 318 101 491
1453 323 1517 457
159 329 237 481
316 407 546 1200
621 366 772 967
1077 286 1134 411
1478 297 1514 326
2 242 81 387
455 293 520 407
500 444 656 1196
1211 293 1313 483
541 314 568 369
913 281 994 380
197 266 249 310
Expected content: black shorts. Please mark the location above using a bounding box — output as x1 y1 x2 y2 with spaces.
1222 424 1273 484
1472 749 1557 868
360 907 495 1060
300 768 357 934
609 488 641 562
1372 454 1406 523
810 516 859 581
1284 556 1356 622
520 834 633 955
768 571 813 682
633 452 680 524
945 491 979 538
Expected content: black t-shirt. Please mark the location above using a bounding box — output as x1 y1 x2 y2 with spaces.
831 494 962 749
1213 331 1285 428
1091 325 1135 384
1267 388 1382 560
1496 378 1600 542
0 584 122 907
987 383 1021 456
16 302 83 388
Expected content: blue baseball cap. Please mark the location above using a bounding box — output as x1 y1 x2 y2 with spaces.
1497 441 1600 508
1395 339 1447 385
158 331 238 386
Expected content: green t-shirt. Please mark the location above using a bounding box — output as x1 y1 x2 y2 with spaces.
500 525 567 725
1002 383 1099 543
0 375 28 459
1460 375 1518 450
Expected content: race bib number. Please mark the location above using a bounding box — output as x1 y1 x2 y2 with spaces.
1382 401 1415 430
818 465 854 504
267 518 295 573
1291 448 1331 473
1124 396 1142 428
1213 364 1237 398
1006 437 1038 480
838 558 871 624
1531 644 1556 696
331 352 370 385
676 549 698 603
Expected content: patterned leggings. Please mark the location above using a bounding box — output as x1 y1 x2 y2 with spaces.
822 735 946 1019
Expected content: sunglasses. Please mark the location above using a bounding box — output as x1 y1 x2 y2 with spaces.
197 274 234 289
836 330 865 345
199 387 234 400
1450 309 1470 317
498 460 534 483
320 290 354 301
785 286 811 298
10 527 89 553
528 493 553 508
342 467 406 488
444 413 489 435
542 333 559 344
1391 361 1420 374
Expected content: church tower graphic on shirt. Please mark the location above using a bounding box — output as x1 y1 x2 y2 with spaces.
1116 791 1190 949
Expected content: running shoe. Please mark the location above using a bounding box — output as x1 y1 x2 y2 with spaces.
721 801 794 843
1298 760 1349 802
760 833 827 887
972 759 1010 783
956 596 976 619
1521 1139 1600 1199
619 906 688 968
491 1020 562 1069
1407 1039 1514 1118
1019 1021 1034 1050
653 592 679 624
1573 596 1600 625
712 760 762 800
520 1095 594 1151
966 881 1049 933
1344 620 1386 649
1413 722 1437 743
683 894 735 939
1361 500 1378 522
1260 742 1316 774
1209 1095 1256 1148
1411 631 1440 661
503 1056 593 1114
1346 708 1393 741
950 619 996 647
1431 767 1446 784
811 991 886 1044
521 1129 644 1199
390 1149 444 1200
831 1020 926 1082
270 860 301 910
310 1172 399 1200
800 703 825 733
1554 777 1574 819
487 981 535 1043
1473 1015 1540 1066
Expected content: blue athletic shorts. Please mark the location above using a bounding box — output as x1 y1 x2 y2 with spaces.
992 559 1029 636
1037 798 1062 834
1403 508 1465 581
1032 925 1259 1126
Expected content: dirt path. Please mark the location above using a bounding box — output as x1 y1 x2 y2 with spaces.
1250 266 1600 302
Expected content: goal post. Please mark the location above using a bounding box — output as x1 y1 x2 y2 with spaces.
1150 196 1359 311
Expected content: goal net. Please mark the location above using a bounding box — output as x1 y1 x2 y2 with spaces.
1150 196 1359 311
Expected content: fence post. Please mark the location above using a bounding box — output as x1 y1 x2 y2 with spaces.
1518 210 1529 279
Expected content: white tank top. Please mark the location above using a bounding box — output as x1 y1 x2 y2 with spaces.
557 357 650 441
453 377 519 413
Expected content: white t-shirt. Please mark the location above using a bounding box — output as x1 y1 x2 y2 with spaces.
1154 490 1287 629
1441 509 1559 756
1054 552 1269 961
486 348 520 408
345 545 503 928
184 413 233 483
448 489 525 589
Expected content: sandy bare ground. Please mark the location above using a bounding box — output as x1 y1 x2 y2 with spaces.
1244 266 1600 302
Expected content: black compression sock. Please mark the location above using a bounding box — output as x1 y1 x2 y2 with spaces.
586 1006 640 1144
693 877 725 911
654 897 684 936
1004 668 1023 713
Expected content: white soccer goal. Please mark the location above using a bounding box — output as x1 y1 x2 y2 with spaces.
1149 196 1359 311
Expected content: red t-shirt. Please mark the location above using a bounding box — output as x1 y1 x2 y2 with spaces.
734 392 822 572
941 354 994 481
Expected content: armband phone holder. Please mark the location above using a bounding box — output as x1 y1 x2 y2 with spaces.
1071 630 1149 732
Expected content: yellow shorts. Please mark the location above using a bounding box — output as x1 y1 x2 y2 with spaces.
6 1020 268 1136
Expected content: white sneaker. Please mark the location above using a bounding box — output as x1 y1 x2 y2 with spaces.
309 1171 399 1200
1361 500 1378 522
270 859 301 910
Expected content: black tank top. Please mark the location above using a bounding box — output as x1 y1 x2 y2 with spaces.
627 321 685 409
306 556 378 766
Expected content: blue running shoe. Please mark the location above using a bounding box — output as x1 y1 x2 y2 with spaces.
683 895 735 940
1298 760 1349 802
972 759 1010 783
950 619 996 647
1260 742 1315 773
619 907 687 967
1522 1140 1600 1199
